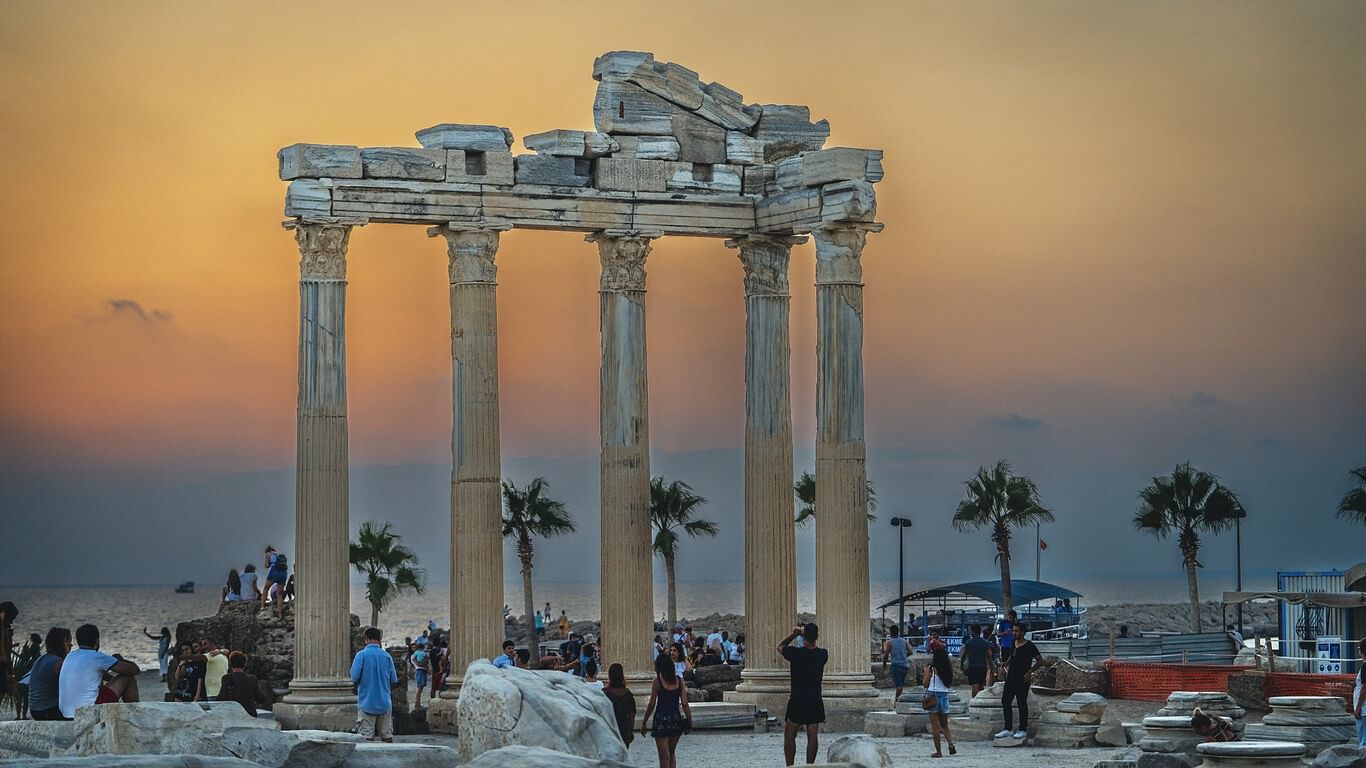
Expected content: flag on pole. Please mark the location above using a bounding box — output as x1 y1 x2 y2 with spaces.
1039 539 1048 551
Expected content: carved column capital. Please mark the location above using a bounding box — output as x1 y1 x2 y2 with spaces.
588 231 659 292
291 223 353 281
726 235 806 298
430 225 506 285
812 223 883 285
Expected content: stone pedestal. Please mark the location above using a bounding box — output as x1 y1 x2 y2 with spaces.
1243 696 1356 756
1137 715 1206 757
281 220 360 725
434 225 507 694
1034 692 1107 748
822 695 895 733
863 710 915 737
1197 740 1307 768
1155 690 1247 723
728 235 802 696
956 682 1041 741
592 232 657 686
811 224 881 698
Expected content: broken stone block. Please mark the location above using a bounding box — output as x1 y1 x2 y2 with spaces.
513 154 591 187
523 130 619 158
278 144 362 180
284 180 331 217
726 132 764 165
613 135 680 160
672 113 726 163
753 104 830 161
445 150 513 185
415 124 514 152
360 147 446 180
742 165 772 196
592 50 656 82
664 162 742 194
593 157 667 192
693 89 759 131
593 80 679 135
800 147 883 186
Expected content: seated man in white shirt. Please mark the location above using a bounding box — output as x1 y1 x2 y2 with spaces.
58 624 140 719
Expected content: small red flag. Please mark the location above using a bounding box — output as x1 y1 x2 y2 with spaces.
1039 539 1048 551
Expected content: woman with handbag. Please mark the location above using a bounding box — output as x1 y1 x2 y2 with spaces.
640 653 691 768
923 645 957 758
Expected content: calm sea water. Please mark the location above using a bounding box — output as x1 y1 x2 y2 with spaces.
2 577 1195 669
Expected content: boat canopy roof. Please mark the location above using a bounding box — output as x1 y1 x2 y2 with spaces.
877 579 1083 610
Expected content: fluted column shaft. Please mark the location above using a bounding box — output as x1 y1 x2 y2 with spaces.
813 224 880 695
436 225 506 692
730 235 802 692
287 222 357 702
592 232 657 685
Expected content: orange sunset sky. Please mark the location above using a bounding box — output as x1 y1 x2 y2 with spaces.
2 1 1363 586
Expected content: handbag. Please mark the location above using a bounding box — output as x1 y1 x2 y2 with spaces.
921 694 937 711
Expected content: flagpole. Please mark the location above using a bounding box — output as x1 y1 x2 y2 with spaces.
1035 523 1041 582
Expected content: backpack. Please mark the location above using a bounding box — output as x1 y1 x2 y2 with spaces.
272 554 288 571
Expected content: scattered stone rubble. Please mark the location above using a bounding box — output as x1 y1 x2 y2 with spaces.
1244 696 1358 756
1033 692 1108 748
279 51 884 238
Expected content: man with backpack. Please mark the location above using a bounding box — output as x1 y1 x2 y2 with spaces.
263 546 289 620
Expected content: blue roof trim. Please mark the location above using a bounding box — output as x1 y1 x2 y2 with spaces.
877 579 1083 609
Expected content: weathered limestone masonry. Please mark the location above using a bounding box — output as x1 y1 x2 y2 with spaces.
435 225 507 698
274 221 362 731
729 235 802 703
593 232 657 688
276 50 885 731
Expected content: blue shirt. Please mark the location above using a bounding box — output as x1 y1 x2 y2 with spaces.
28 654 61 712
349 643 397 715
997 619 1015 649
492 654 514 669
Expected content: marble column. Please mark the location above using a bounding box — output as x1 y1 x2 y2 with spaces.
280 220 359 726
434 225 507 694
812 223 882 697
729 235 803 694
590 231 657 687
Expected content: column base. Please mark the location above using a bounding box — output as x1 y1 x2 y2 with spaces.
274 679 357 731
821 671 879 697
735 668 790 694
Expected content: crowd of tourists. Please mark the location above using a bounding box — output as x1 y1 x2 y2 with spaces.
0 600 268 723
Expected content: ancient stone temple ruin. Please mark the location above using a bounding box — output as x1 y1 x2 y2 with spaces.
273 51 885 730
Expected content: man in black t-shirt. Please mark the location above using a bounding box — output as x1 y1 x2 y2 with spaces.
996 623 1043 739
959 624 994 697
778 623 828 766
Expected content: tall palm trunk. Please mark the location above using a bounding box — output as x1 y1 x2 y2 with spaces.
370 604 379 628
665 552 678 626
995 524 1014 614
519 532 540 662
1182 546 1203 633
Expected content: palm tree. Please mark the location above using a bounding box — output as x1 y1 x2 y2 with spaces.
651 476 719 626
502 477 575 662
349 521 427 628
793 471 879 527
1337 466 1366 526
951 461 1054 614
1132 462 1246 633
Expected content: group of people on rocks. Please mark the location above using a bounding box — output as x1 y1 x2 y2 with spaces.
0 601 267 723
649 624 745 674
218 546 294 620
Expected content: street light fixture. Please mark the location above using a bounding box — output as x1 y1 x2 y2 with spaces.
890 516 912 633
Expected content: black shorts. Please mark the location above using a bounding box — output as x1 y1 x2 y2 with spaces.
785 696 826 725
967 666 988 685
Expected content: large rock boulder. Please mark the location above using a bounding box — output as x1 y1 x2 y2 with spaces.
339 743 459 768
826 735 893 768
62 702 277 757
456 660 626 764
220 727 362 768
463 745 634 767
1313 745 1366 768
1 757 264 768
0 720 77 758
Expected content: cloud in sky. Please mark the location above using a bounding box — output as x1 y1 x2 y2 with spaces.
106 299 174 325
984 413 1046 432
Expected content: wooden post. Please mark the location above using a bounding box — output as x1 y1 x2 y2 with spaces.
1182 649 1189 665
1109 627 1116 660
1268 646 1275 673
1254 633 1262 669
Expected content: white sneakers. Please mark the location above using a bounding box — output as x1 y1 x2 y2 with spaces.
1012 730 1027 739
994 729 1028 739
994 730 1012 738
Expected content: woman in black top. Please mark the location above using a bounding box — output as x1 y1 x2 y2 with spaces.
640 652 691 768
603 662 636 748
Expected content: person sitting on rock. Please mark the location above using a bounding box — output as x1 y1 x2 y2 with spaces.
217 651 266 717
1191 707 1239 742
57 624 140 718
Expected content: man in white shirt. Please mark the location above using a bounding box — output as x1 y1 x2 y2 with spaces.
59 624 140 718
707 627 724 656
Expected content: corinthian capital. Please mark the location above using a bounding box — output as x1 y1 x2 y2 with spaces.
726 235 806 298
812 223 883 285
292 223 353 281
432 225 506 285
588 232 658 292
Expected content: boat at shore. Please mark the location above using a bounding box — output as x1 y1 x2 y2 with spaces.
174 581 195 593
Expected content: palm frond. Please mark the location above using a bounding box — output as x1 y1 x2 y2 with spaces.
1338 467 1366 525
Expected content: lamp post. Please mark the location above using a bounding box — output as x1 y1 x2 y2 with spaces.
1235 512 1244 636
890 516 912 633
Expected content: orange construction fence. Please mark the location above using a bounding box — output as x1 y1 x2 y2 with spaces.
1104 660 1356 704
